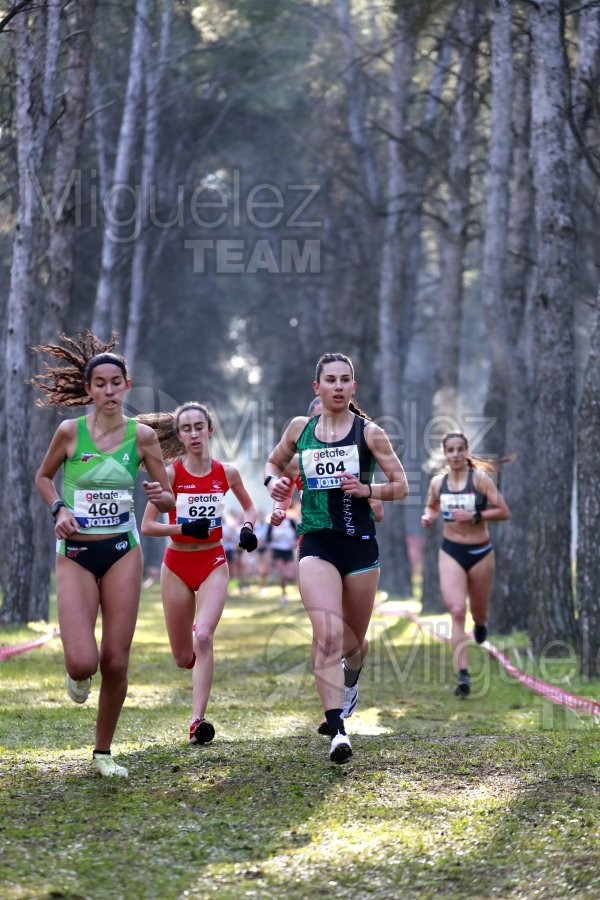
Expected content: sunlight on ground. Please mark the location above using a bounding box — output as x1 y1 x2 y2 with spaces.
351 708 397 735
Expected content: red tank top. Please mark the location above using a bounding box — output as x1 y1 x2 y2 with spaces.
169 458 229 544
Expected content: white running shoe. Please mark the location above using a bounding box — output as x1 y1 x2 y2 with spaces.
92 753 128 778
66 674 91 704
329 731 353 764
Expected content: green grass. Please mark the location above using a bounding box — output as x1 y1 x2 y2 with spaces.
1 585 599 899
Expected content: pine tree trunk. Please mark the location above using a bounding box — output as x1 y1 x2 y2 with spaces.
4 1 61 623
422 1 479 614
376 15 416 598
491 30 535 634
92 0 149 339
577 286 600 678
125 0 173 374
480 3 533 635
28 0 98 622
569 8 600 676
527 0 577 653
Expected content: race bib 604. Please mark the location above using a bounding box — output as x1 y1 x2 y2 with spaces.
301 445 360 490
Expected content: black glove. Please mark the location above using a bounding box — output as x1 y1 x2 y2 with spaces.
239 525 258 552
181 518 211 539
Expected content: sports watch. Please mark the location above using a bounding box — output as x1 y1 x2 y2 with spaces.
51 499 66 519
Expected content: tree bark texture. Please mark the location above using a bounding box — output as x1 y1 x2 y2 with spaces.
490 30 536 634
92 0 149 340
376 14 416 597
576 285 600 678
4 0 61 622
125 0 173 374
527 0 577 653
422 1 479 614
26 0 99 623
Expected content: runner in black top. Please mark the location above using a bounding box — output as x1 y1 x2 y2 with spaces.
264 353 408 763
421 432 511 697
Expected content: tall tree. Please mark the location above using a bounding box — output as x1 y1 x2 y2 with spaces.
421 0 480 613
481 4 513 461
482 4 534 635
92 0 149 340
26 0 99 622
527 0 577 652
3 0 61 622
333 0 414 593
376 12 417 597
570 6 600 675
577 284 600 677
124 0 173 374
489 23 535 634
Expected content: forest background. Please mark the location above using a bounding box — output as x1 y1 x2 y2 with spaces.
1 0 600 676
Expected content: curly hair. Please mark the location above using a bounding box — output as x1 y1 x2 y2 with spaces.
30 331 123 409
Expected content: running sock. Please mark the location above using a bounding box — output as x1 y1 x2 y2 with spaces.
343 663 362 688
459 668 469 678
185 652 196 669
93 750 111 756
325 708 345 736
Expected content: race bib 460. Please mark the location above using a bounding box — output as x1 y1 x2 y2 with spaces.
73 489 132 528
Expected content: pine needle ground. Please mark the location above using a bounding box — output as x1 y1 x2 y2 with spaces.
1 585 599 899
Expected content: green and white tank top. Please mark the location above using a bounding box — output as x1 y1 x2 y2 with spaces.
62 416 140 536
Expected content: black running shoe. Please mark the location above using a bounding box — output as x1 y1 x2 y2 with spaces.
474 624 488 644
454 672 471 697
189 717 215 745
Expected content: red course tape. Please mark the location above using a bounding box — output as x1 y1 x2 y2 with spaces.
384 605 600 720
0 630 58 661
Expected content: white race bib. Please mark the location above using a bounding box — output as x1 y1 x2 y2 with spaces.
301 444 360 490
74 489 132 528
176 492 225 531
440 493 475 521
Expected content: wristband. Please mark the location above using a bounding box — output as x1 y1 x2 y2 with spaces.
51 499 66 520
242 521 254 530
472 511 482 525
367 484 372 498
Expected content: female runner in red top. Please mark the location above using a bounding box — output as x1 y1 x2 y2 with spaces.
141 402 257 745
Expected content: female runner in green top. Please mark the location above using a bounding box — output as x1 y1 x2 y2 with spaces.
33 332 174 778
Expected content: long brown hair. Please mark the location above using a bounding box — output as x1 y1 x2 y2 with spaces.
136 402 213 462
442 432 515 474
